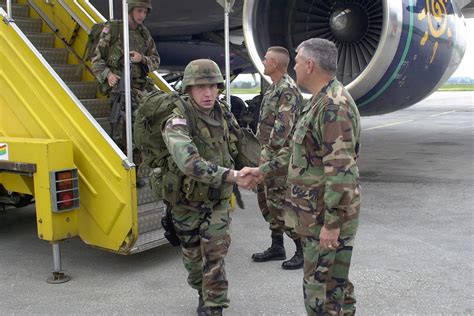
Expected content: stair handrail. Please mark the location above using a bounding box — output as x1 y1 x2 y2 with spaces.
0 7 127 163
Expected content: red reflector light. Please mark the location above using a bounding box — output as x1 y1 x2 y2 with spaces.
56 170 73 191
50 169 79 212
57 192 74 209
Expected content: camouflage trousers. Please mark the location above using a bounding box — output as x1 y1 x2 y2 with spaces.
257 183 299 240
171 198 232 309
302 218 358 316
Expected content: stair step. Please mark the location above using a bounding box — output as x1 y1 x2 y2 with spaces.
96 117 112 134
137 180 156 205
138 204 163 234
81 98 111 117
67 81 97 99
52 64 82 82
130 228 167 253
0 3 28 17
15 17 42 33
27 32 54 49
96 117 125 141
40 48 68 64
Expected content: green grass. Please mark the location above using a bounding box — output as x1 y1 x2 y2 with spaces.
230 88 261 94
438 84 474 91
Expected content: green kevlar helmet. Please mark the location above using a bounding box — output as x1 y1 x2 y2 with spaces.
129 0 152 12
181 59 225 93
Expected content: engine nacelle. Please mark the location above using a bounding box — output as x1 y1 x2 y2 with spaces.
243 0 467 115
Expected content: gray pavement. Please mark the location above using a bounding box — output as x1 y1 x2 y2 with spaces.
1 91 473 315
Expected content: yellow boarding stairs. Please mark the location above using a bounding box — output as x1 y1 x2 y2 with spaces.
0 0 173 281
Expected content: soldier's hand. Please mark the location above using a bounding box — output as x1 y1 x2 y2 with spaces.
240 167 264 184
130 51 143 63
236 173 259 190
320 226 340 251
107 72 120 87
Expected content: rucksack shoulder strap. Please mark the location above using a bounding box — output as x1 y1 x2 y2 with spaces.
137 24 152 39
173 94 199 136
108 20 123 42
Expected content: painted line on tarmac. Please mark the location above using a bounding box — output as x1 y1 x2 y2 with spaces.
430 110 456 117
364 120 414 131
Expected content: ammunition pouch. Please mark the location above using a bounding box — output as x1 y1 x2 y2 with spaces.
162 172 183 204
149 167 163 200
182 176 233 202
160 205 180 247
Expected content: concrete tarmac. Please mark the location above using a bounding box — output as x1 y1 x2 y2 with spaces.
0 91 473 315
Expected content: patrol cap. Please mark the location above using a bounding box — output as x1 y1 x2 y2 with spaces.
129 0 152 12
181 59 225 93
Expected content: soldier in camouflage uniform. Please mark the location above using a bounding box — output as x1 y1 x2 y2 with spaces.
162 59 259 316
91 0 159 186
242 38 361 315
91 0 160 100
252 46 304 270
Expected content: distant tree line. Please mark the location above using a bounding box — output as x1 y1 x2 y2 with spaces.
230 79 260 89
447 77 474 84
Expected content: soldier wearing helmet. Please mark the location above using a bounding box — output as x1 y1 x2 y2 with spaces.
91 0 159 99
91 0 159 186
162 59 261 316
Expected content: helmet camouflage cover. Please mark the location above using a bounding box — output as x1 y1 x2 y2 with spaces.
129 0 152 12
181 59 225 92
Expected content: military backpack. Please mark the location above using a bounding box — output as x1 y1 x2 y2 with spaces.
133 91 192 199
85 20 123 62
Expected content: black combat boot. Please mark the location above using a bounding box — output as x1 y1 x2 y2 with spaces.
196 292 205 314
281 238 304 270
251 233 286 262
197 306 223 316
136 176 146 188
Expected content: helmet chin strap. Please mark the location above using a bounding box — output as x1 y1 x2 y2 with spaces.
128 12 139 30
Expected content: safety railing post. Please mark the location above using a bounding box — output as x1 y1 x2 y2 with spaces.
6 0 12 20
109 0 114 20
122 0 133 162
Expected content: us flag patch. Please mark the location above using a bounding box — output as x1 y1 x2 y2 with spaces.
171 118 187 126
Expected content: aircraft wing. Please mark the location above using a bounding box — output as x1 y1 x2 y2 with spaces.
91 0 469 115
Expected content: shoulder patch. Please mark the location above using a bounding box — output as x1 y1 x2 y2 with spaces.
170 118 187 126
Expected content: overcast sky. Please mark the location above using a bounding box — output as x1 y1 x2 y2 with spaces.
452 18 473 78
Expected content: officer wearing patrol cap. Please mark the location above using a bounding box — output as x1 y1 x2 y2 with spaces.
91 0 160 100
162 59 261 316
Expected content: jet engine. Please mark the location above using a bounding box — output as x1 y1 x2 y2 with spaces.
243 0 467 115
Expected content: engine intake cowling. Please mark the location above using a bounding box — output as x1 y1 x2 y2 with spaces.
243 0 466 115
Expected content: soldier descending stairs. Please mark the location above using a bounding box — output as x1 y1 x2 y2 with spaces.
0 0 166 252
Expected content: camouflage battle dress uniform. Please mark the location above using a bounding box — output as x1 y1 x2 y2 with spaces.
91 21 160 100
261 78 361 315
162 84 245 310
255 74 302 244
